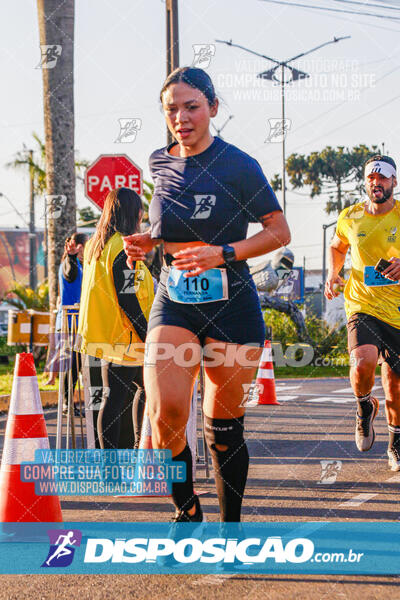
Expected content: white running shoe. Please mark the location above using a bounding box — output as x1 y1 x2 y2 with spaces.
387 446 400 472
355 396 379 452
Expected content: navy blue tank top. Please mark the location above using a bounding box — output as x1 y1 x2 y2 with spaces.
148 136 281 244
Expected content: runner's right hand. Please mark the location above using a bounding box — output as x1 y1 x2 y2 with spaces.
122 231 153 269
324 274 345 300
65 238 81 256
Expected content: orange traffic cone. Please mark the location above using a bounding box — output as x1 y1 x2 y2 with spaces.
0 353 62 522
252 340 279 406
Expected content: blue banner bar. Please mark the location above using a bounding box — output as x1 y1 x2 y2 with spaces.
0 522 399 574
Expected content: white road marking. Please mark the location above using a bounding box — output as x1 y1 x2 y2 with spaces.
191 575 234 585
331 384 383 394
339 493 377 507
306 397 355 404
275 385 301 391
339 471 400 508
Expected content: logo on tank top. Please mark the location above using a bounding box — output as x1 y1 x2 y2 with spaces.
121 269 145 293
191 195 216 219
388 226 397 243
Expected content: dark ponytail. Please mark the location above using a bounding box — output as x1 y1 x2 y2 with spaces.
87 187 143 262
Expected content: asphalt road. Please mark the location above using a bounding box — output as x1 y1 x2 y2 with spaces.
1 377 399 599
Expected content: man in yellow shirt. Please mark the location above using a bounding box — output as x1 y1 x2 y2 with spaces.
325 155 400 471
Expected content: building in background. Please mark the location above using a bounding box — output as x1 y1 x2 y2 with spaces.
0 228 45 299
0 227 94 299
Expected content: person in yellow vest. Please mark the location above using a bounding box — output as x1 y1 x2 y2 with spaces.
77 187 154 449
325 155 400 471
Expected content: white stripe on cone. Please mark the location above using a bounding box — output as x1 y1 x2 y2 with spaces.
1 437 49 465
141 412 152 439
9 376 42 415
260 347 272 363
257 368 274 379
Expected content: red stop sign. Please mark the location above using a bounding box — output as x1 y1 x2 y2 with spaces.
84 154 143 210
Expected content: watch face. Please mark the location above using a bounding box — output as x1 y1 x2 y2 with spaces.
223 245 235 262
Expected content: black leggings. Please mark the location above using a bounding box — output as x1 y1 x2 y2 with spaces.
98 362 145 449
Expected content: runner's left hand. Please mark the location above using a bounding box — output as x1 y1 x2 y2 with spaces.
172 245 224 277
382 257 400 281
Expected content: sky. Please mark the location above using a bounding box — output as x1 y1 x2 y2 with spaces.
1 0 400 270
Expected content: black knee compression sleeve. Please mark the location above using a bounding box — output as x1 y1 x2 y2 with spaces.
204 416 249 522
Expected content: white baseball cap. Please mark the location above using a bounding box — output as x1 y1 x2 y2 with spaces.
365 159 397 179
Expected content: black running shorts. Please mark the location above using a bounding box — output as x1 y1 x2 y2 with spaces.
148 263 266 347
347 312 400 375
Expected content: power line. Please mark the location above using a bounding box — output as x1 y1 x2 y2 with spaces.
0 192 29 227
334 0 400 12
290 91 400 152
289 64 400 138
254 62 400 156
0 209 19 217
263 64 400 155
259 0 400 20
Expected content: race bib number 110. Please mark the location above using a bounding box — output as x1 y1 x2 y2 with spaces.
166 267 229 303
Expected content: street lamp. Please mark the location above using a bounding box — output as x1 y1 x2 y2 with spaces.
216 36 350 215
322 220 337 314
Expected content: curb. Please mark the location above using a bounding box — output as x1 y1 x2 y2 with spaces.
0 390 59 415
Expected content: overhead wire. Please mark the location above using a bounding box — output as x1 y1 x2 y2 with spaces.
258 0 400 21
289 91 400 152
333 0 400 12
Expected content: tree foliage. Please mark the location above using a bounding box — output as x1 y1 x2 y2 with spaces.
78 206 99 226
274 144 380 214
6 132 89 198
5 281 49 311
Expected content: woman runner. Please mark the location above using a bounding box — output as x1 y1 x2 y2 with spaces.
124 67 290 522
77 188 154 449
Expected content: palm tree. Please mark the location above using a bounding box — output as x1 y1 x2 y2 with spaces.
6 133 47 196
6 133 88 281
142 180 154 223
37 0 76 331
7 132 88 197
6 281 49 312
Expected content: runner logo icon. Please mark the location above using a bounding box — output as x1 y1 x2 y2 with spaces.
42 529 82 568
191 195 216 219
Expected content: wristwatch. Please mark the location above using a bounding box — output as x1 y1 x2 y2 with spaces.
222 244 236 264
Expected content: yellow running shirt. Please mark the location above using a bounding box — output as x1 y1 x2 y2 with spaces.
336 200 400 329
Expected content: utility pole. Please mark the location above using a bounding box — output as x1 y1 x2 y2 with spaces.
28 149 37 289
216 36 350 216
322 221 337 315
166 0 179 145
